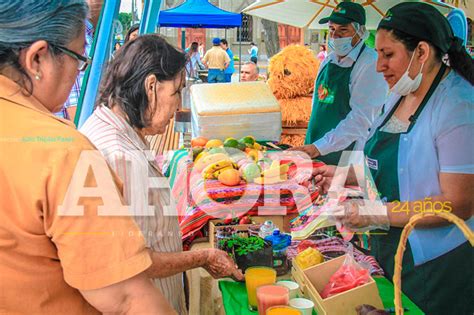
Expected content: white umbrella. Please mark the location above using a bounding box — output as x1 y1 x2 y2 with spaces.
242 0 454 30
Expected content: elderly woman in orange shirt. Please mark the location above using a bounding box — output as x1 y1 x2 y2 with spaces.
0 1 175 314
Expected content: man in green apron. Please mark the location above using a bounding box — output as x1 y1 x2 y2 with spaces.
291 2 387 165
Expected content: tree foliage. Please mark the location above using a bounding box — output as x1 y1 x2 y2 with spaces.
118 12 132 36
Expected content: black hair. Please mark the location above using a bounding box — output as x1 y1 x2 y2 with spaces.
189 42 198 53
0 1 88 95
124 23 140 43
98 35 186 129
220 39 228 46
379 26 474 85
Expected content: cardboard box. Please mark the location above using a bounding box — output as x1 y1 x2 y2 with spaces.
208 215 292 248
292 255 384 315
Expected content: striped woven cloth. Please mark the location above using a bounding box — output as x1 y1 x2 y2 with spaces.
163 150 322 242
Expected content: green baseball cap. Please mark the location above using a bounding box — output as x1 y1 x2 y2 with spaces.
378 2 459 54
319 2 366 25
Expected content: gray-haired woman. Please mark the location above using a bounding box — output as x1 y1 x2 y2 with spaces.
0 1 175 314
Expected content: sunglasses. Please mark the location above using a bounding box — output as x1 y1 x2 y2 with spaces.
53 45 91 71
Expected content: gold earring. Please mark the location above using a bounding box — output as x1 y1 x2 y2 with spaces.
35 73 41 80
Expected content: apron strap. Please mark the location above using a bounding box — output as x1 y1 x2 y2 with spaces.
407 64 447 130
379 64 447 132
353 43 366 65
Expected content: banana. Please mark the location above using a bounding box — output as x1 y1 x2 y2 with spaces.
260 164 289 178
212 165 235 178
254 173 288 185
203 172 216 180
201 159 233 177
194 153 229 172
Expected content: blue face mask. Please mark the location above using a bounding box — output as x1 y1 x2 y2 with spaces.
328 34 356 57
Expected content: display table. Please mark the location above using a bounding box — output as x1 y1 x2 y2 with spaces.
218 277 424 315
187 240 424 315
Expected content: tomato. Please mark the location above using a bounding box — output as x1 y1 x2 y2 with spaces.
239 216 252 224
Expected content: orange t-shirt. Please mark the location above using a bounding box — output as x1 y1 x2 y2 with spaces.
0 76 152 314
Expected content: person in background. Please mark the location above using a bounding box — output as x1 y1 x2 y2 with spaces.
317 44 327 61
240 61 259 82
80 35 244 314
185 41 205 79
125 23 140 43
220 39 235 82
202 37 230 83
114 41 121 52
0 1 175 314
249 41 259 64
55 0 100 122
313 3 473 314
198 42 204 56
291 2 388 165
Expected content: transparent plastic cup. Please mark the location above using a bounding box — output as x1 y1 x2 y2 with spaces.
245 267 276 311
257 285 289 315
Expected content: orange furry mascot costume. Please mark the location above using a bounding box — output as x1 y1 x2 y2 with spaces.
267 45 320 146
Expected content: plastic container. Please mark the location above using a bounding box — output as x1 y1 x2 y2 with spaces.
265 229 292 275
259 220 277 239
190 82 282 141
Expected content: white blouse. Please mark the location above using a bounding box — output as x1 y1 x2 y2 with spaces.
358 70 474 266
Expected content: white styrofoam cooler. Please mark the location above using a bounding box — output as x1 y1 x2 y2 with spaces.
190 82 282 141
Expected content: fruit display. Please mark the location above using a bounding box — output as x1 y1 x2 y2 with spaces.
295 247 324 270
191 136 290 186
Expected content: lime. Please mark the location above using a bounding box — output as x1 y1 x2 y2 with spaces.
224 138 239 148
236 142 247 151
239 136 256 146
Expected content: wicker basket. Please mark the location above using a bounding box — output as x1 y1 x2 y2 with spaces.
393 212 474 314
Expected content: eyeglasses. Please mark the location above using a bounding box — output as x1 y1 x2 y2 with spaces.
53 45 91 71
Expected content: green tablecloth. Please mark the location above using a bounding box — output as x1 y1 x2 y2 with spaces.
219 277 424 315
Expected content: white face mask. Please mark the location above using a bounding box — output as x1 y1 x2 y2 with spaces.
328 34 355 57
390 50 424 96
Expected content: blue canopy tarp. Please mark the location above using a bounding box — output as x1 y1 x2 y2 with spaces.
158 0 242 28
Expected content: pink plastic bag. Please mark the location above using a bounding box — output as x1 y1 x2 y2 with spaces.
321 245 370 298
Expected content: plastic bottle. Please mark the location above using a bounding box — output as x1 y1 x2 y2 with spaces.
258 220 277 239
265 229 292 275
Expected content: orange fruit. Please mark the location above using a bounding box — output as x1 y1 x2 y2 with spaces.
205 139 224 149
191 136 208 148
217 168 241 186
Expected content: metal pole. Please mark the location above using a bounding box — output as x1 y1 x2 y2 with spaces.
140 0 162 35
77 0 121 128
238 27 242 81
182 29 186 50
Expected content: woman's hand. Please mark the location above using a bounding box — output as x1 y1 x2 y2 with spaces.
336 199 390 232
312 164 337 194
203 249 244 281
287 144 320 159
